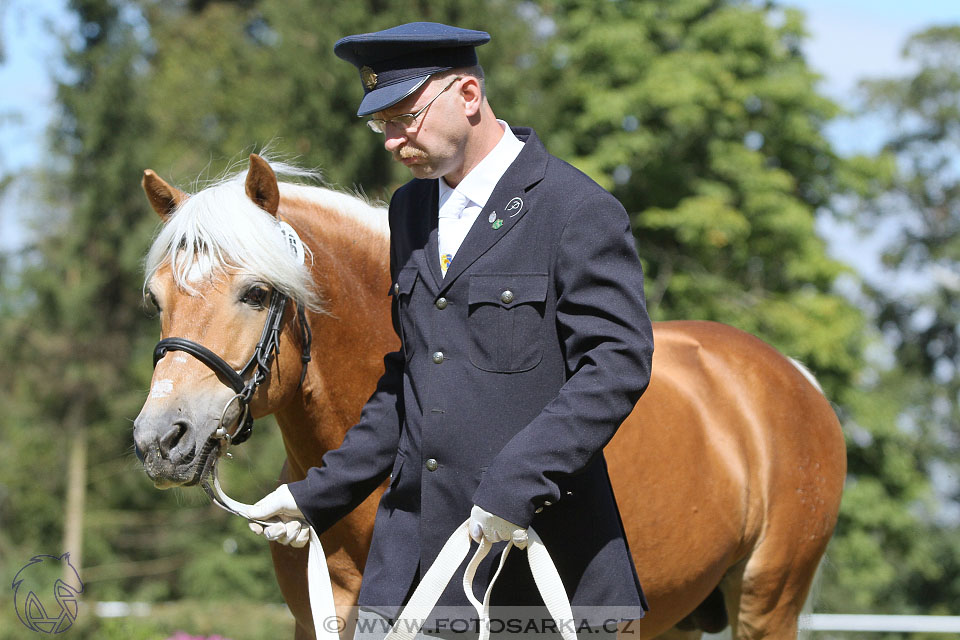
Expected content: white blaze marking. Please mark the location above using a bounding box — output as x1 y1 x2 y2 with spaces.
186 253 214 282
151 379 175 398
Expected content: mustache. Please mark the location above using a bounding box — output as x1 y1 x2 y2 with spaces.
397 146 427 160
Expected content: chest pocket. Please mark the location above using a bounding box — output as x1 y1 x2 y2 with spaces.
468 273 548 373
392 267 419 359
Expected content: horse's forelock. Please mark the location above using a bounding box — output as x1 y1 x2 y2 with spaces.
144 174 322 311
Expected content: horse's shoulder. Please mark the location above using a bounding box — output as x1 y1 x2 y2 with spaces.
653 320 780 357
651 320 803 382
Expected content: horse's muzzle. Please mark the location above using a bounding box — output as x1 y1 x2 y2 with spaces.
134 413 214 488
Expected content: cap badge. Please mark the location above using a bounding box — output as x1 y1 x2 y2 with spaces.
361 66 378 90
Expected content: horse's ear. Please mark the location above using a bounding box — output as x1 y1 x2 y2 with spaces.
142 170 187 221
245 154 280 217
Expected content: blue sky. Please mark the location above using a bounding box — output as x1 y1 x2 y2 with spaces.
1 1 959 257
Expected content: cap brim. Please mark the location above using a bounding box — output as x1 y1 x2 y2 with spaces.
357 75 430 117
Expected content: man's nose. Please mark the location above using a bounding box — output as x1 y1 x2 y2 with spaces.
384 130 406 153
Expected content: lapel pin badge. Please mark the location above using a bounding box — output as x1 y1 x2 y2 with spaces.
488 212 497 223
492 218 504 230
505 197 523 217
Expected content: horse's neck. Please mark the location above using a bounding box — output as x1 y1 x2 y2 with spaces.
276 195 394 481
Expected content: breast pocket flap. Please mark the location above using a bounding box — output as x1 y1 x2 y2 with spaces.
468 273 548 309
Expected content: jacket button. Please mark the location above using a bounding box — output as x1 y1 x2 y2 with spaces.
500 290 514 304
393 283 400 295
425 458 439 472
432 351 444 364
435 297 448 310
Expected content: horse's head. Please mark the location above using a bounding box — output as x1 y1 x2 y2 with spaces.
134 154 319 488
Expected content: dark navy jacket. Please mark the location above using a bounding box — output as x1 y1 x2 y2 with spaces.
289 128 654 625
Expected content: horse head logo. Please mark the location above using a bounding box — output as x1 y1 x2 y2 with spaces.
11 553 84 634
505 197 524 217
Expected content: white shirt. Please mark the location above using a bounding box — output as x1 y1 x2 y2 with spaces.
437 121 524 275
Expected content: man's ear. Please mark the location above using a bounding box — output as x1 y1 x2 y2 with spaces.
459 76 483 118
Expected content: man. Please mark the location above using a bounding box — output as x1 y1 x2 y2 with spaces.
249 21 654 638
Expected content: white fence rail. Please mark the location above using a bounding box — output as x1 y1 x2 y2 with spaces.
800 614 960 633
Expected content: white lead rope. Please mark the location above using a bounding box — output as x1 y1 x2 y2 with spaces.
206 470 576 640
385 520 578 640
204 472 339 640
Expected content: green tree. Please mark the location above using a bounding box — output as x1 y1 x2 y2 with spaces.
522 0 865 398
824 24 960 615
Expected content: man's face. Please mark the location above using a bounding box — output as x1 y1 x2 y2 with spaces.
376 76 467 181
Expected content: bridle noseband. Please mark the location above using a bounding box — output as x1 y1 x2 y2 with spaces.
152 289 312 446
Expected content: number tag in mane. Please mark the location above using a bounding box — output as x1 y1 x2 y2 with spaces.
279 221 306 265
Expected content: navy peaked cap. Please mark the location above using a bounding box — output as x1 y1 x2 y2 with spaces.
334 22 490 116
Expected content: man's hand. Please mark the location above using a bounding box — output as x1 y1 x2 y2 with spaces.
247 484 310 548
469 505 526 547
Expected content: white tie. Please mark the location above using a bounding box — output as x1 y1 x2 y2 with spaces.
438 189 473 276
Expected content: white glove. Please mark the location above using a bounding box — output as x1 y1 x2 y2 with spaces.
469 505 527 547
246 485 310 548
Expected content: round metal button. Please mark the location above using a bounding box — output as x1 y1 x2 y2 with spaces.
435 297 448 310
425 458 439 472
500 290 514 304
432 351 444 364
393 283 400 295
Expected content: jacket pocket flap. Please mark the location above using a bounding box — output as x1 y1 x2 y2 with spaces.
468 273 548 308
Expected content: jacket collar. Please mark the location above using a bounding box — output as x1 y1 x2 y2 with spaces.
420 127 546 293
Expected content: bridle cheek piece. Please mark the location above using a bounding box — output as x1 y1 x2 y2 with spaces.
152 289 312 446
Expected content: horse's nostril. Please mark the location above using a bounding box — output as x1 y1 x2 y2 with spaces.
158 422 189 458
134 442 145 462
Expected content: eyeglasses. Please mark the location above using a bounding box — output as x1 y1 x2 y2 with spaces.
366 76 461 134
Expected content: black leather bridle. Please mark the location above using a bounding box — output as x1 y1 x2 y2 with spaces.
152 289 312 446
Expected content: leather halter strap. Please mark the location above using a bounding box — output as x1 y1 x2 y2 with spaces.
154 337 247 394
152 289 311 445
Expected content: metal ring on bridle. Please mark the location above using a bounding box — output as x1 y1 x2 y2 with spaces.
215 393 249 443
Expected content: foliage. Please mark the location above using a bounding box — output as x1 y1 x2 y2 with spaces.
516 0 865 399
819 24 960 615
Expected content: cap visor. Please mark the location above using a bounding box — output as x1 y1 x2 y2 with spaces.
357 75 430 117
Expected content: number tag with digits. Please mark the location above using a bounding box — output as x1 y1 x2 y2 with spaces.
279 221 306 265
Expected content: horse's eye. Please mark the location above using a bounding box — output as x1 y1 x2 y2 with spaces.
240 285 270 309
146 291 161 313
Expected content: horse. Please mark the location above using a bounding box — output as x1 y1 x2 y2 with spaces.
133 154 846 640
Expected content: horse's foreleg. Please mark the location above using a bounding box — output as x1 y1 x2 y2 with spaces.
295 620 317 640
271 541 314 638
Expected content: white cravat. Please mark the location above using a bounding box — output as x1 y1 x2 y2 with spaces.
438 189 478 276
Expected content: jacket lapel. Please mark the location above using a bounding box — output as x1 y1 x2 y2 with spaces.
409 180 443 290
438 129 548 293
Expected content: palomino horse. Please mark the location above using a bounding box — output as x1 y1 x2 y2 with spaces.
134 155 846 640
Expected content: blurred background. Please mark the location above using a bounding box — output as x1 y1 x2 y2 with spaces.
1 0 958 638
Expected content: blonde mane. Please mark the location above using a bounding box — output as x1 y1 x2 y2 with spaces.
144 162 387 311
